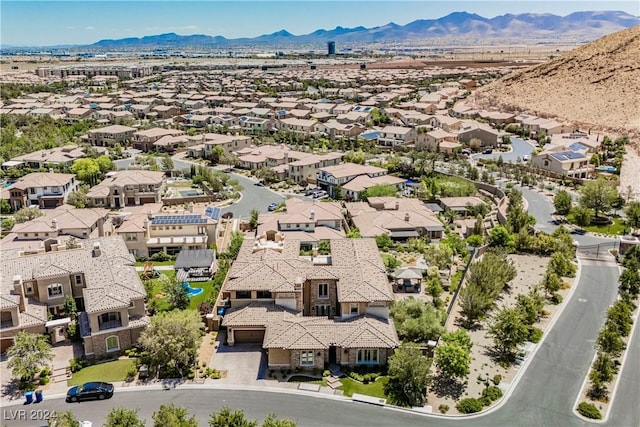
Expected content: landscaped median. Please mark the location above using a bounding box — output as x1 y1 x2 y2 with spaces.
574 246 640 421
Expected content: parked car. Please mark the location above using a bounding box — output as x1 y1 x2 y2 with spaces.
66 382 114 402
305 187 321 196
461 149 471 156
482 148 493 154
312 190 327 199
522 155 529 161
267 202 278 211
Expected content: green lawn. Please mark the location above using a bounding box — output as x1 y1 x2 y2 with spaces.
141 270 213 311
68 359 136 386
135 260 175 267
584 218 627 235
339 376 389 399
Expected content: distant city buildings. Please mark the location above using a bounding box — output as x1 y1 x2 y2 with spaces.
327 41 336 55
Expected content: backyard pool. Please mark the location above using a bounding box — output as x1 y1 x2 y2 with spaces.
182 282 203 297
179 189 205 197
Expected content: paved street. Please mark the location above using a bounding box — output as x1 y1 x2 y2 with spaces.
471 137 535 163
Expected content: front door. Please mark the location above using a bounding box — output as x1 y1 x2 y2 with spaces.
329 345 337 364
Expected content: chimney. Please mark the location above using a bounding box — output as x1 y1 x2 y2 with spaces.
98 217 105 237
395 201 399 210
189 202 194 213
51 218 58 231
92 241 102 257
310 210 315 220
404 213 410 222
143 218 150 239
13 275 26 313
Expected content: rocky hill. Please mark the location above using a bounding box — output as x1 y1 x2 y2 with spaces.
471 25 640 134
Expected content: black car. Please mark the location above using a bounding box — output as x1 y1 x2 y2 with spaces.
66 382 114 402
482 148 493 154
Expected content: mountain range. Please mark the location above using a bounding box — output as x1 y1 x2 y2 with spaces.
90 11 640 49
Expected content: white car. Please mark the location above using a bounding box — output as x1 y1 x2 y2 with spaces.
522 155 529 161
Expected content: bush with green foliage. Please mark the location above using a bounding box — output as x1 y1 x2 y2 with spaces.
576 402 602 419
528 327 544 343
481 385 503 402
456 398 484 414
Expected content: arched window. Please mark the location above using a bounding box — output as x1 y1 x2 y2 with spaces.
106 335 120 352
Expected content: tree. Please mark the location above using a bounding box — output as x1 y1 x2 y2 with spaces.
488 307 529 356
384 344 431 407
66 236 79 249
435 341 471 379
48 410 79 427
14 206 44 223
346 227 361 238
254 167 278 185
1 217 15 232
390 297 444 343
209 407 258 427
625 201 640 233
553 190 573 215
0 198 11 214
579 178 618 219
161 155 175 171
515 287 544 325
71 158 102 185
596 324 625 357
488 226 515 250
104 407 146 427
619 265 640 298
162 274 190 311
67 185 89 208
589 352 615 400
571 206 594 227
261 414 297 427
95 154 115 173
249 209 259 230
139 310 203 378
540 270 562 296
153 403 198 427
441 329 473 351
62 295 78 318
7 332 53 382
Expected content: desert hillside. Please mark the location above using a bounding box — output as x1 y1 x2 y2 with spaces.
471 25 640 134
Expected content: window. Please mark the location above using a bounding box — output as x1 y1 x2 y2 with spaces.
357 349 379 365
256 291 272 299
300 351 314 366
106 336 120 352
316 305 330 316
25 282 34 295
75 275 83 286
318 283 328 299
350 303 359 315
236 291 251 299
47 283 63 298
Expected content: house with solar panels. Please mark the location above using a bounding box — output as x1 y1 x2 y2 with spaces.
531 143 592 178
117 209 219 258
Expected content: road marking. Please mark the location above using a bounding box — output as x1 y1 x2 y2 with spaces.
578 298 587 302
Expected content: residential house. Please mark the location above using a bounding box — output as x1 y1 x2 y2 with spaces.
418 129 460 153
287 152 343 184
316 163 389 199
457 121 501 148
345 197 444 241
530 148 591 178
84 125 136 147
219 238 399 369
438 196 487 217
86 170 166 208
131 128 186 151
277 118 317 136
117 211 218 257
256 198 345 249
0 236 148 358
4 173 78 211
9 145 107 169
376 126 417 147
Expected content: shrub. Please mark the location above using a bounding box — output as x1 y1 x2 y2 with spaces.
481 385 503 402
126 365 138 379
492 374 502 385
323 370 330 377
40 367 52 378
529 327 544 343
577 402 602 419
438 404 450 414
550 293 563 305
479 396 492 407
186 372 195 380
456 398 484 414
69 358 87 373
39 377 50 385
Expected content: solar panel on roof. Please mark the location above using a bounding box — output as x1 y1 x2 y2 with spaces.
151 215 207 225
211 207 221 220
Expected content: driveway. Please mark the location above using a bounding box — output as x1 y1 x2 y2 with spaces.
210 332 267 384
471 137 535 163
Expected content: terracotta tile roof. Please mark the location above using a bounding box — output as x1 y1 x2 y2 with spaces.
221 302 294 328
263 315 399 350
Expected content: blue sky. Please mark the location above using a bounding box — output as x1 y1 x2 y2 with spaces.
2 1 639 46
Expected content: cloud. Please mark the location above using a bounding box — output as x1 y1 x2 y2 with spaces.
66 26 75 30
85 26 95 31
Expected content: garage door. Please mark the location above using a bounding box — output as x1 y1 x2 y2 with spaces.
140 197 156 204
233 329 265 343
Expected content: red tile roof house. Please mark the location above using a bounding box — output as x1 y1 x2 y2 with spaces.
316 162 391 199
83 125 137 147
218 238 399 370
